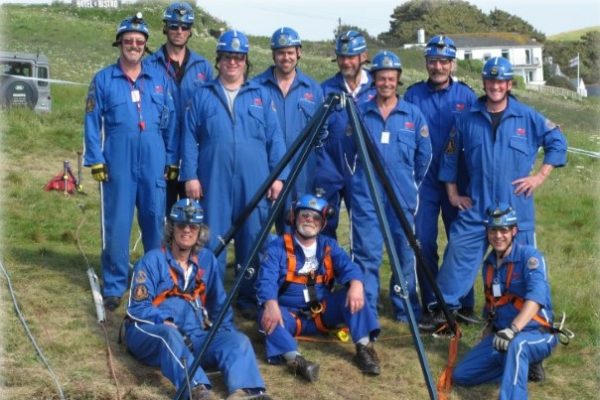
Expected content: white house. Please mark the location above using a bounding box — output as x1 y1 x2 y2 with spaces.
452 33 545 85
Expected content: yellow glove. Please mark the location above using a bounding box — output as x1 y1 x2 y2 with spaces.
91 163 108 182
165 165 179 181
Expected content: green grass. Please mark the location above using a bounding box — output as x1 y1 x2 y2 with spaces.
1 3 599 400
547 26 600 41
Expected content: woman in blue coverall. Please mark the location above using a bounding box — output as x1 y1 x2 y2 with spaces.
124 199 271 400
351 51 432 321
181 30 287 316
453 204 558 400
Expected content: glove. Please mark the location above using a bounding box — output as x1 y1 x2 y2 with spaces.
165 165 179 181
91 163 108 182
493 325 519 351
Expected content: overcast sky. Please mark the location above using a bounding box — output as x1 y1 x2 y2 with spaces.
198 0 600 41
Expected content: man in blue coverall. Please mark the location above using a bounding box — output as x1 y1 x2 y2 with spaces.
181 30 287 317
144 2 213 213
403 35 478 322
352 50 432 321
453 204 557 399
124 199 271 400
421 57 567 329
253 27 324 234
314 30 376 239
84 13 177 311
256 194 381 382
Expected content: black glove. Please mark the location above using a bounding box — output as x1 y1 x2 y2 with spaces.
493 324 519 351
165 165 179 181
91 163 108 182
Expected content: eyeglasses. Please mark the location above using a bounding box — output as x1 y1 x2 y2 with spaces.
221 53 246 63
121 38 147 47
175 223 200 231
426 58 451 66
167 24 191 31
298 210 323 222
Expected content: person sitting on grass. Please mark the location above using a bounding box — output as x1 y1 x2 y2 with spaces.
256 193 381 382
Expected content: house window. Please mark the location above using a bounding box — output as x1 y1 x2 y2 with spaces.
484 53 492 61
528 71 534 82
464 50 472 60
525 49 532 64
502 49 509 60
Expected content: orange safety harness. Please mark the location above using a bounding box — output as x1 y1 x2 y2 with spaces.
484 262 552 329
281 234 344 337
152 250 207 307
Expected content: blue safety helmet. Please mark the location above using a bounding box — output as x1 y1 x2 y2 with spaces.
424 35 456 59
482 57 514 81
163 2 195 25
335 30 367 56
217 30 250 54
371 50 402 73
169 198 204 225
115 12 149 43
290 193 334 227
271 27 302 49
485 203 518 228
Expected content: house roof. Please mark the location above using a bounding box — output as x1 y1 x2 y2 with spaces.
450 32 541 48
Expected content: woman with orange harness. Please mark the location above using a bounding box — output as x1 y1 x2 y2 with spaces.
256 193 381 382
452 204 557 399
124 199 271 400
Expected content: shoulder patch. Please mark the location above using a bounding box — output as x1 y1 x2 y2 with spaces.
135 270 147 283
85 96 95 113
527 257 539 269
545 119 557 130
132 284 149 301
420 125 429 138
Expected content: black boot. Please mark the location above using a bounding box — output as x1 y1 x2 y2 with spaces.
528 362 545 382
287 355 320 382
354 343 381 376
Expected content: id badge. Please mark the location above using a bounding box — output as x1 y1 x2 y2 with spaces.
131 89 141 103
381 131 390 144
303 288 310 303
492 283 502 297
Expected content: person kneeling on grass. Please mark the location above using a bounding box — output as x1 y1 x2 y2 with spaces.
256 193 381 382
453 204 559 399
123 199 271 400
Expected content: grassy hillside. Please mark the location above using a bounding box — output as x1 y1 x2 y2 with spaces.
548 26 600 41
1 3 599 400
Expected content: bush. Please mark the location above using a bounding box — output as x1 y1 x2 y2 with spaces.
546 75 577 90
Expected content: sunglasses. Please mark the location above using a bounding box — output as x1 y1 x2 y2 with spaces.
168 24 192 31
175 223 200 231
426 57 452 66
298 210 323 222
221 53 246 63
121 38 147 47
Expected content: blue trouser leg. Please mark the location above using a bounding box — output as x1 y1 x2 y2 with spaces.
389 211 421 321
125 322 209 391
260 306 302 360
196 329 266 393
320 289 380 343
101 176 136 298
453 335 503 386
136 176 166 254
415 194 442 308
499 331 556 400
435 218 488 309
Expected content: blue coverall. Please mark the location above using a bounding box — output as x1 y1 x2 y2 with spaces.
253 66 324 233
314 71 376 238
352 97 432 321
435 95 567 309
404 79 477 310
453 243 557 400
180 79 287 309
84 62 176 298
144 46 213 212
125 247 265 395
256 233 380 361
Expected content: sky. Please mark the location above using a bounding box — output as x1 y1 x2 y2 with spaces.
0 0 598 41
197 0 600 41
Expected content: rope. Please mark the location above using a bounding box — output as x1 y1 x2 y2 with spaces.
75 203 122 400
567 146 600 159
0 259 66 400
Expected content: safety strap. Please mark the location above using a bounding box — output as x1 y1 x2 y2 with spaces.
289 300 331 336
484 263 552 328
152 249 206 307
278 234 334 297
